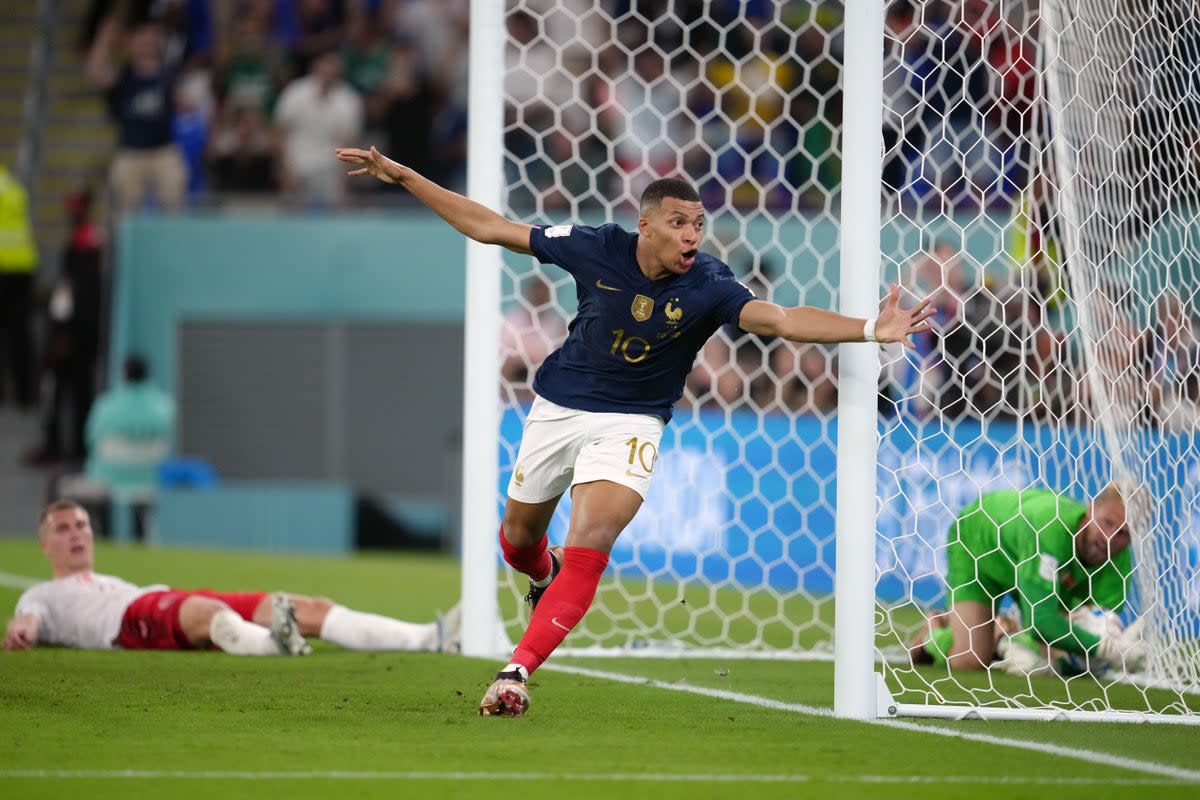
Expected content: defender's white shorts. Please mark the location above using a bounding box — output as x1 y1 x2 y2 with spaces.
507 396 665 503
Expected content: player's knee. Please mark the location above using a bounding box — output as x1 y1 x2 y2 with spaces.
179 596 231 644
292 595 335 635
500 514 541 548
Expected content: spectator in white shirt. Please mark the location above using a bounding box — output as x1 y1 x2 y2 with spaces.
274 50 363 209
4 500 460 655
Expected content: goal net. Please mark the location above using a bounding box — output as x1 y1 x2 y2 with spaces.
876 0 1200 720
474 0 1200 720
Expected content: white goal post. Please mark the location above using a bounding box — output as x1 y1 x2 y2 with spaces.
459 0 1200 724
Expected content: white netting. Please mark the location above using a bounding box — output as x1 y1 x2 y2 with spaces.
488 0 1200 717
497 1 845 657
876 0 1200 718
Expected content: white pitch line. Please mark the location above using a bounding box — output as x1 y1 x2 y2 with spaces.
544 663 1200 783
0 571 38 590
0 770 1191 786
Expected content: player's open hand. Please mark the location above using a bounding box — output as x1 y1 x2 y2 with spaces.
3 616 38 650
335 146 402 184
875 284 935 349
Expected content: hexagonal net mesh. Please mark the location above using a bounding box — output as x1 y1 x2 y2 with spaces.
497 1 845 658
489 0 1200 713
875 0 1200 719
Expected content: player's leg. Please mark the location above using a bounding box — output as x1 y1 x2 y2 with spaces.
946 600 995 669
193 590 310 655
942 524 999 669
501 397 588 601
481 409 662 716
481 479 642 717
502 496 565 606
115 590 275 655
908 611 953 665
254 593 455 652
511 479 641 664
176 594 288 655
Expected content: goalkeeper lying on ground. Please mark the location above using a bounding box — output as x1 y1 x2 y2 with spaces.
909 485 1145 674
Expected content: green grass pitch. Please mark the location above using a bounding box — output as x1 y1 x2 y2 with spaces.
1 537 1198 800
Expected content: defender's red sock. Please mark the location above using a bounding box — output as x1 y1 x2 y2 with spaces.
499 525 553 582
510 546 609 675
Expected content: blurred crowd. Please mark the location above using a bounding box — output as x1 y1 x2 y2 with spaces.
79 0 472 211
73 0 1051 214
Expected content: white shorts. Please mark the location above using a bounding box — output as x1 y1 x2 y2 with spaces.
507 396 665 503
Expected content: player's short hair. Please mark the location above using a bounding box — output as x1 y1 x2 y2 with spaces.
38 499 86 530
639 178 700 213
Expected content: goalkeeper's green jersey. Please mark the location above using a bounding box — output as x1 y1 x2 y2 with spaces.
947 488 1133 654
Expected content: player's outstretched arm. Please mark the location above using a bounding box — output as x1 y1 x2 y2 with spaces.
335 146 534 255
3 613 40 650
738 284 934 346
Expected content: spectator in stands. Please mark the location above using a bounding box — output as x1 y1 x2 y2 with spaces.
4 499 462 655
291 0 347 77
0 163 38 410
379 36 441 184
87 18 188 213
600 47 696 201
208 105 278 193
342 9 391 105
24 189 105 468
501 274 568 400
703 18 798 209
274 49 363 209
1149 290 1200 430
149 0 215 72
173 71 212 203
685 335 744 410
212 14 290 117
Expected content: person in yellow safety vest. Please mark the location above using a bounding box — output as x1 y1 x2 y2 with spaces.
0 163 38 409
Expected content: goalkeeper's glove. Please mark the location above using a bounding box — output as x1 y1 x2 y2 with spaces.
1093 617 1147 674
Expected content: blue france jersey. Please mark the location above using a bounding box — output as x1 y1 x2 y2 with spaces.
528 223 755 422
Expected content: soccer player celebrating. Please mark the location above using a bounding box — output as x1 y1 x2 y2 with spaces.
336 145 935 716
4 499 461 655
916 484 1145 673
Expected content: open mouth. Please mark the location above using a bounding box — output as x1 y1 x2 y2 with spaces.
680 249 698 267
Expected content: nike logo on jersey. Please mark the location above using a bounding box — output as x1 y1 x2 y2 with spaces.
551 617 572 632
595 279 621 292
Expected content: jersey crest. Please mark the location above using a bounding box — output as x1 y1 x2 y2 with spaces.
664 299 683 327
631 295 654 322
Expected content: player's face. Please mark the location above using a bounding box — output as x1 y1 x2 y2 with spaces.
1077 499 1130 567
40 507 95 576
638 198 705 278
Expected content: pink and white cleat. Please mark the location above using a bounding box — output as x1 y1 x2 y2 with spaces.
479 669 531 717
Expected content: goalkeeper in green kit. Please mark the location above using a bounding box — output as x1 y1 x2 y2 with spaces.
912 484 1145 672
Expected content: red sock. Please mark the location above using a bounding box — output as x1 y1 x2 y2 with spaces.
511 546 609 675
499 525 553 581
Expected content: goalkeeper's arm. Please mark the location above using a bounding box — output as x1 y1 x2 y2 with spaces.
1022 597 1100 656
1020 590 1146 670
1093 616 1147 672
1015 565 1100 655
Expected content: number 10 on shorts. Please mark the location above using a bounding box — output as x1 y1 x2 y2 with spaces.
626 437 658 477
